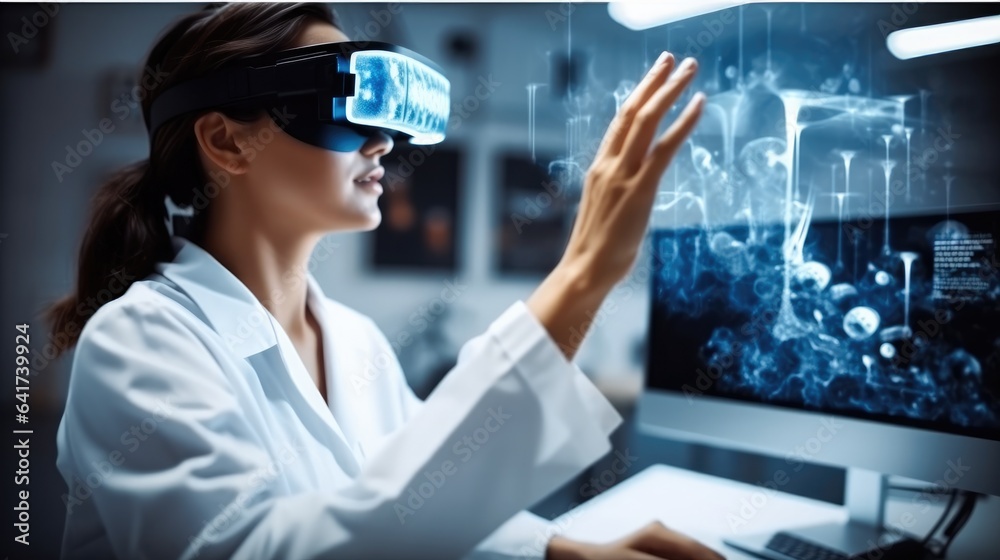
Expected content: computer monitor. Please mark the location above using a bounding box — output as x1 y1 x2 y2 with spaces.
637 2 1000 558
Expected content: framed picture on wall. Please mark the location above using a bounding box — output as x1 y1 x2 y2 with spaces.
1 3 57 69
495 151 576 275
370 145 462 272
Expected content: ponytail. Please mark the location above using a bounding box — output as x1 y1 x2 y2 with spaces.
43 3 340 360
45 159 173 358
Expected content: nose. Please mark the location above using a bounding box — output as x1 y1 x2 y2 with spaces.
359 131 393 159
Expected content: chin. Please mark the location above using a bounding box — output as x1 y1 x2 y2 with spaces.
316 204 382 233
337 211 381 233
360 212 382 231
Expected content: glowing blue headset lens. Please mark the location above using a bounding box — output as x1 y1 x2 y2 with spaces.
346 50 450 145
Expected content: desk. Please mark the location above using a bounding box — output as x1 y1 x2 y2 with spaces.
553 464 999 559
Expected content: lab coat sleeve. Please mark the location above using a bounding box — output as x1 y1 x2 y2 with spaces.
59 298 621 560
386 302 622 560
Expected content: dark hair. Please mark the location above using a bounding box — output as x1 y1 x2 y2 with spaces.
45 3 341 359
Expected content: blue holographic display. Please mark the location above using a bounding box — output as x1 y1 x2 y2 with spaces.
631 3 1000 442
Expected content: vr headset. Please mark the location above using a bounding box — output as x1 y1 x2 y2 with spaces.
147 41 451 152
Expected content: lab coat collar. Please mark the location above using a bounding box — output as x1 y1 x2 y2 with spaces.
155 235 325 359
156 237 365 474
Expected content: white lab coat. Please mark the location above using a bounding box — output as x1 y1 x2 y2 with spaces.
56 235 623 560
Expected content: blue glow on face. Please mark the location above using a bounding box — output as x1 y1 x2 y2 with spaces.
346 50 450 144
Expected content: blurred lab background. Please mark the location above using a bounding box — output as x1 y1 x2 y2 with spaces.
4 2 998 556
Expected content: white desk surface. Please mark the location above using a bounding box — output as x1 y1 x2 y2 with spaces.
554 464 999 559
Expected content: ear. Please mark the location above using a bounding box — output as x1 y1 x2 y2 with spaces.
192 111 253 175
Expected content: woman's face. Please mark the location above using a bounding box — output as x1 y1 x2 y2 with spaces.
205 21 394 236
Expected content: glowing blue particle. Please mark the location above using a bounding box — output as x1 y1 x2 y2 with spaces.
754 278 779 299
875 271 891 286
941 349 982 380
880 325 910 342
829 283 858 301
738 137 787 188
709 231 743 256
692 146 714 175
794 261 832 291
843 306 880 340
880 342 896 359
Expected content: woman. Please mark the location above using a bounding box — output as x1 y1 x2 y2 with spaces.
48 4 717 559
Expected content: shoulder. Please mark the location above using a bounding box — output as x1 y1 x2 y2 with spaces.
65 278 244 421
81 279 204 335
73 278 219 368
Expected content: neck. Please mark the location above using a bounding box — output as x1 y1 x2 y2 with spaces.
202 213 321 340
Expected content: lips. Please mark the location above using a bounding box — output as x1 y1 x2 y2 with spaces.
354 166 385 184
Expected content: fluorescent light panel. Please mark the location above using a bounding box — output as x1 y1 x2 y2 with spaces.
887 14 1000 60
608 0 746 31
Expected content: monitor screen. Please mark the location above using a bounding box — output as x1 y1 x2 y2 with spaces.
643 2 1000 444
647 208 1000 442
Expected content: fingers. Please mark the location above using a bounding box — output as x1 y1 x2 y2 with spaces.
622 57 701 170
640 91 706 185
629 521 726 560
596 51 676 160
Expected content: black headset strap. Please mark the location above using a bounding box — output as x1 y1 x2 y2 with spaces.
147 52 348 139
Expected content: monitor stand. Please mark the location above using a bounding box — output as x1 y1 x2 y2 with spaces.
723 468 933 559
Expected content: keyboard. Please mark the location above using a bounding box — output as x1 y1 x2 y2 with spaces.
764 532 850 560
